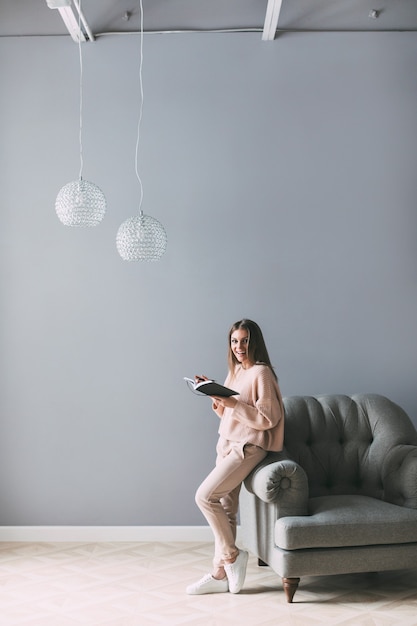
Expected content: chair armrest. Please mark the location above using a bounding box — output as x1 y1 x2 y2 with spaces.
244 453 309 517
383 445 417 508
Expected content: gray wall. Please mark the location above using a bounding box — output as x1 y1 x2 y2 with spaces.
1 32 416 525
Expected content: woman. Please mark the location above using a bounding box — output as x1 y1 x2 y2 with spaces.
186 319 284 595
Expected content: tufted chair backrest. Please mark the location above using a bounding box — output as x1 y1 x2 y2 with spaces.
282 394 417 501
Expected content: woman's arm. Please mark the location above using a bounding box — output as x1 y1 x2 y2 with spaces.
229 368 283 431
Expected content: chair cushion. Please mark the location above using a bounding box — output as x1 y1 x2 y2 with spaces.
275 494 417 550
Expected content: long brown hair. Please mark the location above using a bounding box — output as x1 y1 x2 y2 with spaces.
227 319 277 380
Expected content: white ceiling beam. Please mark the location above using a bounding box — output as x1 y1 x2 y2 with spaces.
262 0 283 41
45 0 94 42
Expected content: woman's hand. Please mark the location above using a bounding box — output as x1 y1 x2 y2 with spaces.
211 395 237 409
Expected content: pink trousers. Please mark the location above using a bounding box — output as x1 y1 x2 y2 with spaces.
195 438 267 568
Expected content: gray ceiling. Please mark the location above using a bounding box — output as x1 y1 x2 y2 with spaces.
1 0 417 41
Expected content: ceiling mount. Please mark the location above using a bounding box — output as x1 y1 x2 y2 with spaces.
45 0 94 42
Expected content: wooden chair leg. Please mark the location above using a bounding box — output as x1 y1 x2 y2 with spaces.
282 577 300 603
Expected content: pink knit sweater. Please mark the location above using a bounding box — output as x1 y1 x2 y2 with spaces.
213 363 284 452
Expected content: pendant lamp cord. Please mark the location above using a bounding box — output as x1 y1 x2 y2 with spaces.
77 0 84 181
135 0 145 216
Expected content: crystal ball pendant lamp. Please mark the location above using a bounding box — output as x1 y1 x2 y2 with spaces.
116 211 167 261
55 0 106 229
55 178 106 227
116 0 167 262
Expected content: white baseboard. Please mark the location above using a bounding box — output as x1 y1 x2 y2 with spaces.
0 526 242 543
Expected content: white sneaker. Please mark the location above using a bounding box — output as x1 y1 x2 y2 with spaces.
186 573 229 595
224 550 249 593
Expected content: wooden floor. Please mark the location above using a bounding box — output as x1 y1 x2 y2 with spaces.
0 541 416 625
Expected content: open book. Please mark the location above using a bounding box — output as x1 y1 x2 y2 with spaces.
183 377 238 397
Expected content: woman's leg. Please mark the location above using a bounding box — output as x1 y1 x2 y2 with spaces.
195 443 267 571
209 485 240 579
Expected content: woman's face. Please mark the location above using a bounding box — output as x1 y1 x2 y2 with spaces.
230 328 251 368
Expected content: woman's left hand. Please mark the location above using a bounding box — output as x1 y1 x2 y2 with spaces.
211 395 237 409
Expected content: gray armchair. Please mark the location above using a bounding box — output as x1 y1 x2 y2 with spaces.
240 394 417 602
